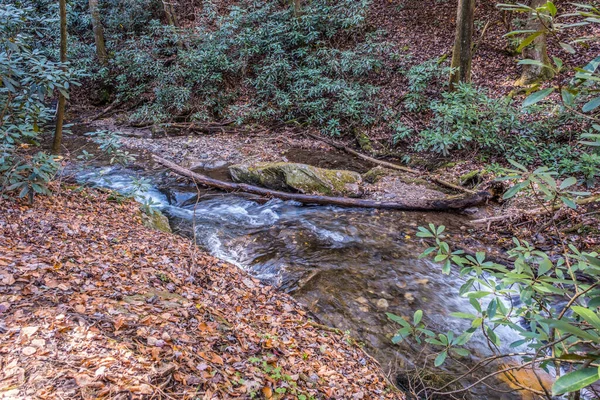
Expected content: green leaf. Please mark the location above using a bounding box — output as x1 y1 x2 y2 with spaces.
541 319 599 342
503 182 527 199
545 1 557 16
560 177 577 190
561 88 575 106
434 350 447 367
452 348 470 357
450 312 478 319
552 368 600 396
414 310 423 325
517 32 543 52
559 42 576 54
523 88 555 107
508 159 528 172
538 258 553 276
560 196 577 210
518 58 549 68
582 96 600 113
387 313 411 328
510 339 528 348
584 255 600 268
487 298 498 319
571 306 600 330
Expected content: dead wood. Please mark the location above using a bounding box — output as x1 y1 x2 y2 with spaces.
153 155 491 211
471 194 600 225
304 132 477 195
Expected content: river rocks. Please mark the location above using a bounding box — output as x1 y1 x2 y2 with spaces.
229 162 363 197
141 209 172 233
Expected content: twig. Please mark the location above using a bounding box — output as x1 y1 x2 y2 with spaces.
304 132 478 195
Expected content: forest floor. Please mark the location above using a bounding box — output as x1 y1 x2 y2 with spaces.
0 187 401 399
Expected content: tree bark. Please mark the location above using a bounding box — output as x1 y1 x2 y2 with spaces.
89 0 108 66
449 0 476 90
519 0 554 85
52 0 68 155
153 155 491 211
293 0 301 16
163 0 178 27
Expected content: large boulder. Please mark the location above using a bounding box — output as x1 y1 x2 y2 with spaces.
229 162 363 197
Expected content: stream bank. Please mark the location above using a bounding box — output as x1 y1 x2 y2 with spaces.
0 187 400 399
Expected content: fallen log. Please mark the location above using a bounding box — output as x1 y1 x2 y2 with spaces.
153 155 491 211
471 194 600 225
304 132 477 195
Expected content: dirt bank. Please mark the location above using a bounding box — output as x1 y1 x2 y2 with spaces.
0 187 401 399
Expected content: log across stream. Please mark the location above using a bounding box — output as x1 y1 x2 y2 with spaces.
153 155 491 212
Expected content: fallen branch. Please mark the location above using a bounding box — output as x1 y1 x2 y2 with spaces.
471 194 600 225
304 133 476 195
89 102 121 122
153 155 491 211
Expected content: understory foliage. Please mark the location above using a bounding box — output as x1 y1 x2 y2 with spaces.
389 165 600 398
397 63 600 183
69 0 387 136
0 5 76 200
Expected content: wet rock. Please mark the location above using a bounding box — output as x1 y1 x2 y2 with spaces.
229 162 363 197
203 160 228 170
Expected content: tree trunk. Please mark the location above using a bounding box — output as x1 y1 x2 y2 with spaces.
52 0 68 155
163 0 178 27
518 0 554 85
89 0 108 66
153 155 492 211
293 0 301 16
449 0 476 90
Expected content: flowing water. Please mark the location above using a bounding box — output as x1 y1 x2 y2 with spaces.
75 164 533 399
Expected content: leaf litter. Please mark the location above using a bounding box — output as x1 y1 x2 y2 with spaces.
0 187 401 399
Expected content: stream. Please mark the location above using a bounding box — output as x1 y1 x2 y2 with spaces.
74 162 531 399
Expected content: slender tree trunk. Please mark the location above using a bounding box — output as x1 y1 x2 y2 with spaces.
52 0 68 155
519 0 554 85
293 0 301 16
449 0 476 90
163 0 178 27
89 0 107 66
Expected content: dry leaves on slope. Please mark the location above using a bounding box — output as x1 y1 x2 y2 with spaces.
0 188 402 399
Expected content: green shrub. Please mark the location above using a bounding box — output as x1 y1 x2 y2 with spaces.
415 83 520 156
0 4 78 200
388 166 600 398
101 0 388 135
403 59 453 113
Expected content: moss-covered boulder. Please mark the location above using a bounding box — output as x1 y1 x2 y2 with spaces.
141 209 172 233
229 162 363 197
363 166 392 184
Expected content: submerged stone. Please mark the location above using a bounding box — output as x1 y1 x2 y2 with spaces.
228 162 363 197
